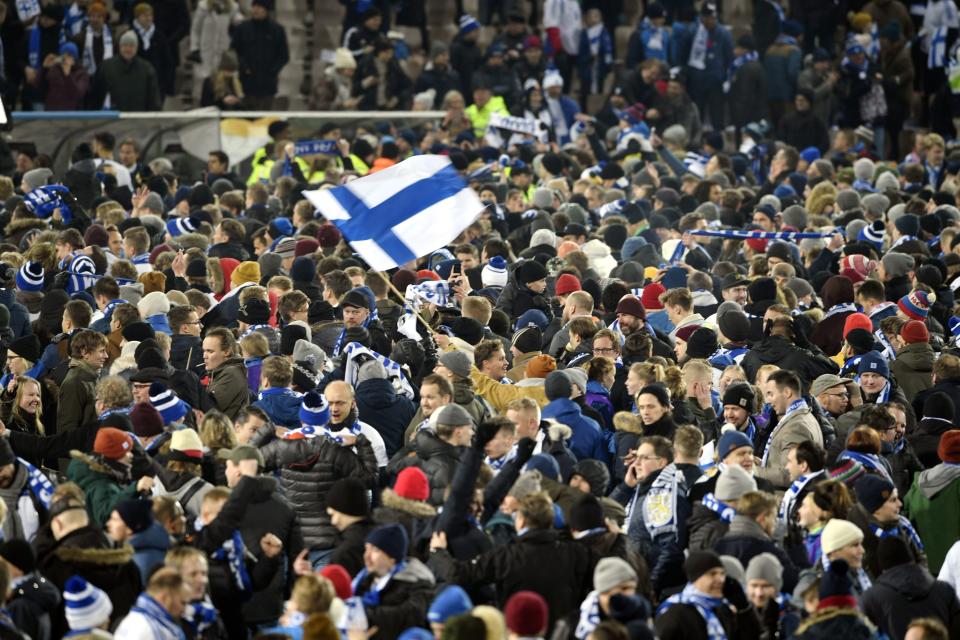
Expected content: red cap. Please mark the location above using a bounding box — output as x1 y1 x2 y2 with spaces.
505 591 548 636
320 564 353 600
939 431 960 464
523 34 542 49
316 223 342 248
393 467 430 502
295 238 320 257
901 320 929 344
675 323 701 342
94 427 133 461
745 238 768 253
641 282 666 310
842 312 872 338
417 270 441 281
555 273 581 296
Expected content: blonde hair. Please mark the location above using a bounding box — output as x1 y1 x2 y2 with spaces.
756 364 780 386
240 331 270 358
471 605 507 640
629 362 665 386
13 376 43 434
239 285 268 304
681 359 713 383
199 411 237 451
292 575 335 615
662 365 685 399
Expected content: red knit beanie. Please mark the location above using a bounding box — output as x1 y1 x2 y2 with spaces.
938 431 960 464
900 320 929 344
505 591 549 636
320 564 353 600
94 427 133 461
555 273 581 296
842 312 872 338
641 282 666 311
393 467 430 502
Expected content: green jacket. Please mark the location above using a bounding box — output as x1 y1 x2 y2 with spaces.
207 357 249 420
67 451 137 527
57 359 99 433
903 463 960 573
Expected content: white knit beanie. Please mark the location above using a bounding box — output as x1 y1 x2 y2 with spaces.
138 290 170 318
820 519 864 556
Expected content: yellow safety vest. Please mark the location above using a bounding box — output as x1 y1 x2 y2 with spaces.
465 96 509 139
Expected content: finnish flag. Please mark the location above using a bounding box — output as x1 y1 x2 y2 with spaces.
302 155 484 271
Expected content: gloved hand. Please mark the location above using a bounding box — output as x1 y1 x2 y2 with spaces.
723 575 749 611
515 437 536 465
473 420 500 451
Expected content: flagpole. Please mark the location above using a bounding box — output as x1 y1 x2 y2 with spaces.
374 270 438 337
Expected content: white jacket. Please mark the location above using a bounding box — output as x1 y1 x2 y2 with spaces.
114 611 181 640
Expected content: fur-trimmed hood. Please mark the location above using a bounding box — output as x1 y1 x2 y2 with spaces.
55 543 135 566
543 419 572 443
69 450 131 483
4 217 48 238
795 606 878 636
613 412 643 434
379 488 437 518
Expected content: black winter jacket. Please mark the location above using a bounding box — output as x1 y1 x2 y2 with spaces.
713 516 800 592
356 378 416 458
329 518 378 577
741 335 839 385
862 562 960 639
231 17 289 97
910 417 954 469
388 430 463 507
356 558 436 639
6 571 59 640
253 426 378 549
429 528 593 631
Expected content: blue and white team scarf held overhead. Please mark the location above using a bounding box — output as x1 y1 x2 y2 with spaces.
343 342 415 400
397 280 451 341
640 463 684 539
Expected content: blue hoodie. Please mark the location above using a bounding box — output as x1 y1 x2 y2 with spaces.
541 398 609 464
146 313 173 336
130 522 170 586
253 387 304 427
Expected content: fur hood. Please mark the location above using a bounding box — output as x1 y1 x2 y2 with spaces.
393 557 436 585
4 217 48 237
613 412 643 434
543 419 572 443
69 450 130 482
380 488 437 518
55 543 134 566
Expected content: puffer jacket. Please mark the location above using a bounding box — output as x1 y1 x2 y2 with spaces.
355 378 416 458
687 503 731 552
387 429 463 507
252 387 303 428
889 342 934 403
206 356 249 419
862 562 960 639
252 425 379 549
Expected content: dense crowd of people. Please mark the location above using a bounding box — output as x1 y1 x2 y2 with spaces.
2 1 960 640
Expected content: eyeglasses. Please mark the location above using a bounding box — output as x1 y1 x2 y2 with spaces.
826 391 849 399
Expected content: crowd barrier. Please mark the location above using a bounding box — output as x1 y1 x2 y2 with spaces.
10 109 445 181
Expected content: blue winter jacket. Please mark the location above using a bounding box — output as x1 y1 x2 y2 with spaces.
541 398 608 464
0 289 30 338
146 313 173 336
130 522 171 586
252 387 304 428
355 378 416 458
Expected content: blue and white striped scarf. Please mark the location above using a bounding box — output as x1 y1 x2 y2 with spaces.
762 399 808 465
283 418 361 443
97 406 131 422
240 324 271 339
870 515 925 551
333 304 379 357
574 590 602 639
778 470 822 528
724 51 758 93
658 584 728 640
183 596 218 635
485 447 517 473
343 342 415 399
63 2 87 36
821 302 857 321
930 26 948 68
837 450 893 483
130 593 186 640
352 561 407 607
210 530 252 596
19 458 53 510
101 298 128 324
689 229 839 240
822 553 872 592
702 492 736 523
131 252 151 265
875 328 897 361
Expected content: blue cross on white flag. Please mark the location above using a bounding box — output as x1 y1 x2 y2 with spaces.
302 155 484 271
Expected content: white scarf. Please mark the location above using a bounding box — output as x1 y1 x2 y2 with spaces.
134 21 155 51
82 24 112 75
546 96 569 139
574 590 602 639
688 22 709 70
778 470 823 528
